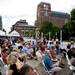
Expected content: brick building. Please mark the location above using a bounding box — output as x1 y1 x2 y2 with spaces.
11 20 36 36
35 2 69 28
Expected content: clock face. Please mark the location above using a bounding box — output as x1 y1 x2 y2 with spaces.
43 4 48 16
44 4 48 10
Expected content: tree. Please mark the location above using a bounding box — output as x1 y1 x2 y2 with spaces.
39 21 60 39
62 9 75 40
39 21 53 38
70 9 75 36
71 9 75 20
29 31 36 38
40 21 53 33
51 26 60 37
24 31 29 37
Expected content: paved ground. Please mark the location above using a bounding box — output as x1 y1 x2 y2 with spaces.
26 56 73 75
26 59 47 75
26 59 40 68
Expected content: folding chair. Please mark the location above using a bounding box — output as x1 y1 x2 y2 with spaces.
42 60 53 75
66 53 71 66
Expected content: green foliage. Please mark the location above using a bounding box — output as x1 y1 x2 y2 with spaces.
24 31 35 37
40 21 53 34
62 9 75 40
62 18 71 40
70 9 75 33
63 19 71 33
71 9 75 20
52 26 60 33
30 31 36 37
24 31 29 37
39 21 60 38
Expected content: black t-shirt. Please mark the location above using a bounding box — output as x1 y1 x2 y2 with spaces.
19 64 30 75
67 50 75 59
9 64 20 75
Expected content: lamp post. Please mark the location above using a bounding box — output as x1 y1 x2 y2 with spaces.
35 28 39 39
60 30 62 42
41 32 43 42
55 32 57 39
49 32 51 40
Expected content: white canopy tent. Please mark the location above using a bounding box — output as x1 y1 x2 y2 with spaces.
0 30 6 36
9 30 20 37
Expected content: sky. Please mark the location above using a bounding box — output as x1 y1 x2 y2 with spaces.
0 0 75 33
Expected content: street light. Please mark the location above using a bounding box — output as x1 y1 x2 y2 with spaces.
60 30 62 42
55 32 57 39
49 32 51 40
41 32 43 42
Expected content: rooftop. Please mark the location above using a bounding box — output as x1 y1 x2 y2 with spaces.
51 11 69 18
16 19 28 24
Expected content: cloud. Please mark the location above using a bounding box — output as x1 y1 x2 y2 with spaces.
0 0 75 33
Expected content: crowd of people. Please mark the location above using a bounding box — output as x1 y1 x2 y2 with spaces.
0 36 75 75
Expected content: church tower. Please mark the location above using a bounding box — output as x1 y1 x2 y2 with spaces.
36 2 51 27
